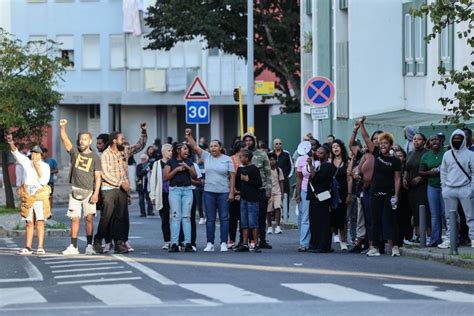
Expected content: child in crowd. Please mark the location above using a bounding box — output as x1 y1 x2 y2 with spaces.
267 153 284 234
235 150 262 252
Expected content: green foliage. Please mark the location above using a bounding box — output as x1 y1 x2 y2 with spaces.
0 28 66 142
145 0 301 113
0 206 19 214
413 0 473 125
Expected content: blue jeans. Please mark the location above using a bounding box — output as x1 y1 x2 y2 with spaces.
204 192 229 244
297 191 310 247
240 199 259 229
169 186 193 245
427 185 444 245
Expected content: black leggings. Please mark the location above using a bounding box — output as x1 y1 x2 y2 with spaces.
370 194 397 243
160 192 171 242
229 200 241 243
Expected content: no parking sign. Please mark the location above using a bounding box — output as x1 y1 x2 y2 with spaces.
304 76 335 107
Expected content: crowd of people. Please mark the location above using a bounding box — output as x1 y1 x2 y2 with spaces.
6 115 474 256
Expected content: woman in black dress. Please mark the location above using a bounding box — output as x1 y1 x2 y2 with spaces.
308 145 337 253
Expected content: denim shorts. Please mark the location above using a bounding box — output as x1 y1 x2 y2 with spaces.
240 198 259 229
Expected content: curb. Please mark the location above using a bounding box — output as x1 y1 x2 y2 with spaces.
400 247 474 270
0 225 70 238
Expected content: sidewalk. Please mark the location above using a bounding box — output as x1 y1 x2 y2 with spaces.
400 244 474 269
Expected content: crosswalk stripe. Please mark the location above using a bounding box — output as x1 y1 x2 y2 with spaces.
281 283 389 302
57 276 142 285
52 266 126 273
49 262 119 269
0 287 47 307
54 271 133 279
113 254 176 285
82 283 162 306
46 259 113 265
180 283 280 304
384 284 474 303
42 256 109 261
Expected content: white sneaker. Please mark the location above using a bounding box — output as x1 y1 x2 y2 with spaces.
472 242 474 248
437 240 450 249
162 242 170 250
203 242 214 252
267 227 273 234
199 218 206 225
85 244 96 255
62 244 79 255
340 242 348 252
220 242 228 252
125 241 134 252
103 242 112 253
391 246 400 257
274 226 282 234
366 247 380 257
333 234 340 243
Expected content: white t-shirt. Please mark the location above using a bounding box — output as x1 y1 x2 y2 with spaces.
12 149 50 188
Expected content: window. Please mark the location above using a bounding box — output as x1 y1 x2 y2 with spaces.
440 23 454 72
27 0 47 3
110 34 125 69
126 35 141 69
89 104 100 119
402 1 427 77
142 35 155 68
340 0 348 10
82 34 100 69
56 35 74 69
306 0 312 15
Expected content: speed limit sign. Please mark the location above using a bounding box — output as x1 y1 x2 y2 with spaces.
186 101 210 124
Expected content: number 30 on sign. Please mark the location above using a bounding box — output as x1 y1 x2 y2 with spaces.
186 101 210 124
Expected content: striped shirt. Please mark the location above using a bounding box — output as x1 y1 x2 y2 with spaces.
101 134 147 188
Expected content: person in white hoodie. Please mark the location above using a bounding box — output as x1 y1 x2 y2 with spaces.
439 129 474 248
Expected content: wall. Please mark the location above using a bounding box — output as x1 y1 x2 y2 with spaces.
348 0 404 118
0 0 10 32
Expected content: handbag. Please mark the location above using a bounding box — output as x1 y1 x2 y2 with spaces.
309 182 332 202
71 186 92 201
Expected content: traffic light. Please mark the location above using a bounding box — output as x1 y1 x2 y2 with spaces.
233 88 240 102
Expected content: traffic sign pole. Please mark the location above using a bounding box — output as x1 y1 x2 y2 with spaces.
239 86 244 138
247 0 254 135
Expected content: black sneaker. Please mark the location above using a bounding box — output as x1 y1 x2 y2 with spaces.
114 241 129 254
168 244 179 253
184 243 195 252
93 240 104 254
234 244 250 252
258 240 272 249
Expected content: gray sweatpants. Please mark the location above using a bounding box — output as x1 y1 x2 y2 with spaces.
443 185 474 242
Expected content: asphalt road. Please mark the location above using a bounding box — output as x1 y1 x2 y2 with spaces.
0 204 473 316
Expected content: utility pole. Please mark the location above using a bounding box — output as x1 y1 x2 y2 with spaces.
247 0 254 135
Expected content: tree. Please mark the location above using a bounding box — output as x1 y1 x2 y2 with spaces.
0 29 66 208
145 0 301 113
414 0 473 125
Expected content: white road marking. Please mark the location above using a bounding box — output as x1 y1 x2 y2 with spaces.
113 254 176 285
49 262 119 269
46 259 112 265
180 283 280 304
54 271 133 279
51 266 125 273
281 283 389 302
385 284 474 303
82 283 162 306
57 276 142 285
0 287 47 307
187 299 222 306
41 255 109 261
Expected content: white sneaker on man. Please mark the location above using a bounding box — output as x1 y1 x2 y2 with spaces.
203 242 214 252
366 247 380 257
274 226 282 234
199 218 206 225
62 244 79 255
391 246 400 257
220 242 228 252
85 244 96 255
267 227 273 234
437 240 450 249
340 242 348 252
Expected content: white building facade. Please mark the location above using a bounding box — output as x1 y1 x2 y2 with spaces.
301 0 471 143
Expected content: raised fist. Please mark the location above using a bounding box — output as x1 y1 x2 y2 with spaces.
60 119 68 127
140 122 147 131
185 128 192 137
358 116 366 125
5 133 13 143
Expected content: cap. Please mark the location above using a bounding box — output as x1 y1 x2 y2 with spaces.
140 154 148 160
437 132 445 138
30 145 43 154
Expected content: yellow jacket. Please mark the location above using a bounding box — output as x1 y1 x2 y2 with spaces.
17 185 52 220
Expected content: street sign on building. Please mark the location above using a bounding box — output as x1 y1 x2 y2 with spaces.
255 81 275 95
304 76 335 107
311 107 329 120
185 76 210 125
